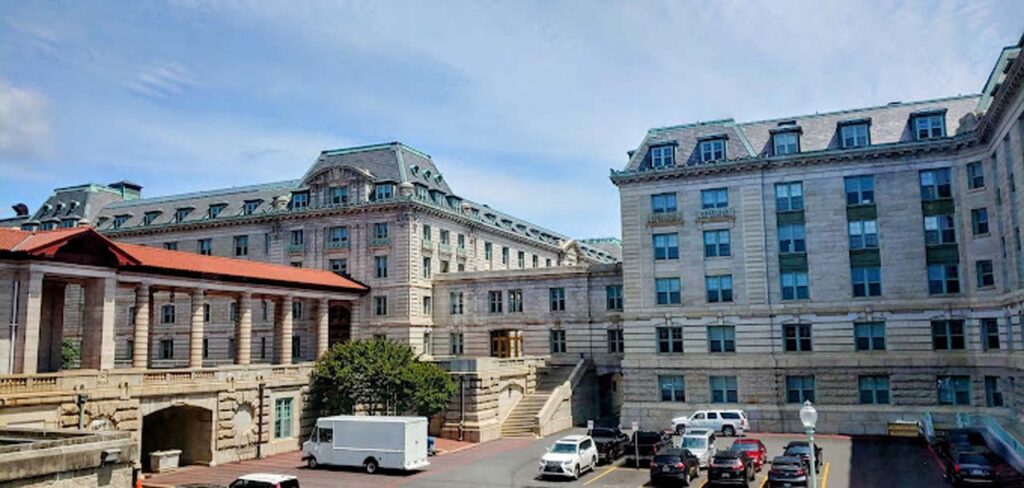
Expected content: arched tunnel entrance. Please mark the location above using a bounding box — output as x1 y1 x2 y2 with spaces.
141 405 213 471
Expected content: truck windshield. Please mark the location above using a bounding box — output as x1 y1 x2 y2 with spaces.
551 443 578 453
682 437 706 450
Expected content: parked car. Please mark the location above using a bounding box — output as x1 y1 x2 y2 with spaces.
589 427 630 464
729 438 767 472
228 474 299 488
767 456 809 488
671 410 749 436
538 435 599 480
947 450 996 487
937 428 992 463
627 430 673 466
782 441 822 472
679 429 717 468
650 447 701 486
302 415 430 473
708 450 756 486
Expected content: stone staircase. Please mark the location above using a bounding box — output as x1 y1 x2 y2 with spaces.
500 365 574 438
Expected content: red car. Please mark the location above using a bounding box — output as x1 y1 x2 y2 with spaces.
729 438 767 471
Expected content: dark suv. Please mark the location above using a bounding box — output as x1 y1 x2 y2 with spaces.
627 430 672 467
708 450 755 486
947 451 996 487
650 448 701 486
589 427 630 464
782 441 822 472
768 455 808 487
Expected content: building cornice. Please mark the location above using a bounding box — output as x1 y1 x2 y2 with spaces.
977 47 1024 143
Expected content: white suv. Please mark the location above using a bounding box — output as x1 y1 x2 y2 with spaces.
538 435 599 480
671 409 749 436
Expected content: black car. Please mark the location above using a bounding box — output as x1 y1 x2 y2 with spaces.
708 450 755 486
947 451 996 487
650 447 701 486
938 429 992 462
767 456 809 488
627 430 673 466
782 441 823 472
589 427 630 463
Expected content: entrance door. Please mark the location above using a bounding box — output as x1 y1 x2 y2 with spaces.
328 305 351 348
490 330 523 358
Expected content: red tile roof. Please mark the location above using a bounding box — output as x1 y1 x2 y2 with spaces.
0 227 367 293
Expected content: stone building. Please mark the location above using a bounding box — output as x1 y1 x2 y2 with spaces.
611 37 1024 434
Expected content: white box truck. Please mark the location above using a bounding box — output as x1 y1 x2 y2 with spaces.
302 415 430 474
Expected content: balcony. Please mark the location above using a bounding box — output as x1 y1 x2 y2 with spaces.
288 243 305 254
439 243 452 255
698 207 735 223
369 237 390 248
456 246 467 258
421 239 433 252
326 240 350 250
647 211 682 226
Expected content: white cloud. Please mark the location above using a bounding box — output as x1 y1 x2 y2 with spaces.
126 62 196 99
0 78 51 158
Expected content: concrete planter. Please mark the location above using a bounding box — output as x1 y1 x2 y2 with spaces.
149 449 182 473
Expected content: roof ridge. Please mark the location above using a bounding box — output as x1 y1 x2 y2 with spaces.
736 94 981 127
104 180 299 209
649 118 736 134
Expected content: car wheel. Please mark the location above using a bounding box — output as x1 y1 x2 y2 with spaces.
365 458 379 474
681 469 690 486
573 465 580 480
307 456 318 469
723 425 735 437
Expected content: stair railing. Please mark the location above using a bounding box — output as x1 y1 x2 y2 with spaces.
533 358 589 436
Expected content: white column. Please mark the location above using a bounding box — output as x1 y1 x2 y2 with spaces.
316 297 329 359
236 292 253 365
132 283 151 368
81 277 117 370
17 272 44 374
275 295 293 364
189 288 205 369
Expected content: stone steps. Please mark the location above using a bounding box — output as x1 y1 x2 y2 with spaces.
500 365 576 438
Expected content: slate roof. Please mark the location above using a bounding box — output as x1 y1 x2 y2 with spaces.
623 95 981 172
305 142 453 194
25 184 128 227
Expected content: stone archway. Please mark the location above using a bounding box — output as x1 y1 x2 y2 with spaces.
141 405 213 471
328 305 351 347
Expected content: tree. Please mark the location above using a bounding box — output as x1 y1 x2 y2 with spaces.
310 338 456 417
61 338 80 369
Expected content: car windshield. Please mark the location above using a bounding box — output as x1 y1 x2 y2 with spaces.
958 453 989 465
774 458 802 467
682 437 707 449
551 442 578 454
636 432 662 443
590 429 616 438
732 443 758 451
786 446 810 455
654 453 681 463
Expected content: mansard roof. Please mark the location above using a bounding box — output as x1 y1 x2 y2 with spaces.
304 142 452 194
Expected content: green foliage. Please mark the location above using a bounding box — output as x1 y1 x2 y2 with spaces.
310 338 456 418
61 338 80 369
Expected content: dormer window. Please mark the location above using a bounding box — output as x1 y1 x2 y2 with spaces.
649 145 674 168
242 200 262 216
374 183 394 201
174 207 192 222
142 211 160 226
112 215 130 229
912 111 946 140
290 192 310 210
207 204 227 219
699 137 727 163
329 187 347 205
60 218 78 228
415 184 429 200
41 221 57 231
772 130 800 156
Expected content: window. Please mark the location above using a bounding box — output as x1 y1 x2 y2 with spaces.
501 247 509 265
373 296 387 316
161 304 175 324
422 296 432 316
919 169 952 200
375 255 388 278
290 229 304 247
517 251 525 268
329 258 347 274
928 264 960 295
159 339 174 359
290 192 309 210
779 224 806 254
484 242 493 261
607 329 624 353
422 257 431 278
924 215 956 245
851 266 882 297
450 332 464 355
971 209 989 236
982 318 1000 351
710 376 738 403
844 175 875 205
655 278 681 305
659 375 685 402
41 221 57 231
914 113 946 140
242 200 260 215
859 376 890 404
549 287 566 311
967 162 985 189
651 193 678 214
977 260 995 288
704 230 731 257
373 222 389 240
328 226 349 245
708 326 736 353
932 319 965 350
773 131 799 155
841 123 870 148
606 285 623 311
198 239 212 256
374 184 393 201
458 234 466 249
174 208 192 222
783 323 812 352
233 235 249 257
264 233 271 254
274 398 294 438
549 329 566 353
260 337 267 359
439 230 450 245
450 292 464 315
848 220 878 249
650 145 675 168
653 233 679 260
700 139 726 163
508 289 523 313
657 327 683 353
291 301 303 319
201 338 209 359
786 376 815 403
422 224 432 242
705 275 733 303
330 186 348 205
937 375 970 406
855 322 886 351
985 377 1004 407
261 301 269 321
128 306 137 325
229 302 238 322
781 272 809 300
701 188 728 209
142 212 159 226
487 290 503 313
164 242 177 251
775 182 804 211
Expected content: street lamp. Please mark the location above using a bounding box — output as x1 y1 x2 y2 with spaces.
800 400 819 488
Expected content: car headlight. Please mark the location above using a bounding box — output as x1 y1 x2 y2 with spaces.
562 460 574 466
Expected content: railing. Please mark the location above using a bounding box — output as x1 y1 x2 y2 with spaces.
534 358 590 436
956 412 1024 473
647 211 682 226
326 240 350 250
369 237 390 247
439 243 452 254
288 243 305 253
921 411 935 442
420 239 433 251
456 246 467 257
699 207 735 222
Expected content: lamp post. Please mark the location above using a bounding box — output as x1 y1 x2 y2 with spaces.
800 400 819 488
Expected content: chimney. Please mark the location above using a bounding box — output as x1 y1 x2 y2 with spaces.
11 203 29 216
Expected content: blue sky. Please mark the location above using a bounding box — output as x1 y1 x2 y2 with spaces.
1 1 1022 238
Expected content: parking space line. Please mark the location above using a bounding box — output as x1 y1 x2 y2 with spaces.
760 474 768 487
583 465 619 486
820 462 831 488
698 480 708 488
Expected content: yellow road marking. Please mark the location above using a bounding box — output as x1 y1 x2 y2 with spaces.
583 464 619 486
820 462 831 488
699 480 708 488
760 474 768 488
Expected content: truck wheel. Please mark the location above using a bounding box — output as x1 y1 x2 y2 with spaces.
365 458 379 474
723 425 735 437
307 457 318 469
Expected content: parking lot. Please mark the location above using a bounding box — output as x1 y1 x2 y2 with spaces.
145 428 949 488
